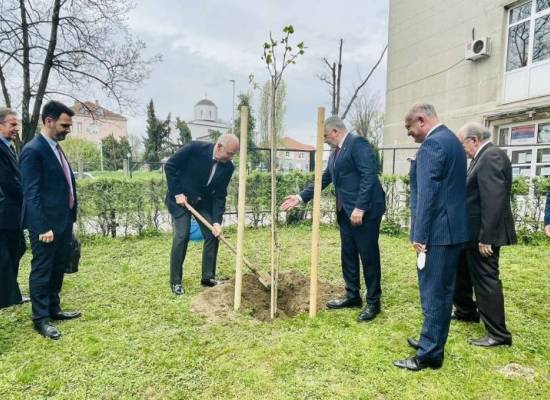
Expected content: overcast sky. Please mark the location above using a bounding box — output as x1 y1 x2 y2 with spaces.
125 0 389 145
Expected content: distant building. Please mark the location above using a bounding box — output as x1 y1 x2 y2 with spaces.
276 137 315 172
384 0 550 178
187 98 231 140
70 101 128 145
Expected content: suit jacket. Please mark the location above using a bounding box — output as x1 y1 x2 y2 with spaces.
0 140 22 230
20 134 78 234
466 142 516 246
410 125 468 245
545 189 550 226
164 141 234 223
300 133 386 220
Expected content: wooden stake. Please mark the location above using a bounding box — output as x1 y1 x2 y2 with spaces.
234 106 248 310
309 107 325 317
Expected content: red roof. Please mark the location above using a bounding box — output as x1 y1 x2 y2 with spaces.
283 136 315 151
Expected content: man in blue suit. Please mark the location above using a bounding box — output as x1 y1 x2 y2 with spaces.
0 108 26 308
281 116 386 322
20 101 80 340
164 134 239 295
394 104 468 371
545 189 550 238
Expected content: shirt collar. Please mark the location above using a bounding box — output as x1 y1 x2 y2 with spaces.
0 135 12 147
41 132 58 149
337 132 349 148
426 123 443 138
474 140 491 159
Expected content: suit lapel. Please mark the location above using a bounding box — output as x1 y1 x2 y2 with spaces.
467 142 493 176
0 140 19 174
333 134 352 185
37 134 68 182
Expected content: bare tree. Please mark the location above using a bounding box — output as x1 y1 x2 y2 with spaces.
349 92 384 147
319 39 387 119
0 0 160 143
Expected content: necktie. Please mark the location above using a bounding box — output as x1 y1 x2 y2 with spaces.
8 142 17 161
56 144 75 209
206 159 218 186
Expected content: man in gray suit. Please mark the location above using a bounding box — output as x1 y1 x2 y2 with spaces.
453 122 515 347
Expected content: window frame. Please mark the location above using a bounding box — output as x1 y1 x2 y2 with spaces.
504 0 550 73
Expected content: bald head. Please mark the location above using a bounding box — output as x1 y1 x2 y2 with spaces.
457 122 491 159
404 103 440 143
214 133 239 162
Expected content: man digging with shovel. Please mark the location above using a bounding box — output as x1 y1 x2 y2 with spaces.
164 134 239 295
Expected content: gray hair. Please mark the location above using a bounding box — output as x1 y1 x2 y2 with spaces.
406 103 438 119
460 122 491 141
217 133 239 147
0 107 17 124
324 115 347 132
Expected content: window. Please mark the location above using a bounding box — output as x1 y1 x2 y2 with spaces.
538 123 550 142
506 1 550 71
503 1 550 101
298 152 305 159
498 127 510 145
510 124 536 144
285 151 290 158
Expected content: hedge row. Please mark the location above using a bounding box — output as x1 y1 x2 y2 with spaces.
75 172 550 241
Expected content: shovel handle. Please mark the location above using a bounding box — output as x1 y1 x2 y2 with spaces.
182 200 260 274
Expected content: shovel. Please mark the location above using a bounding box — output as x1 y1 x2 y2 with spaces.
182 200 271 289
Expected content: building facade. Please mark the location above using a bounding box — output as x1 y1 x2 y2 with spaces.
71 101 128 145
384 0 550 177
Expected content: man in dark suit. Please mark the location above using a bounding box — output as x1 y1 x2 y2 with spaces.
453 122 516 347
0 108 26 308
20 100 80 340
545 188 550 238
164 134 239 295
394 104 468 371
281 116 386 322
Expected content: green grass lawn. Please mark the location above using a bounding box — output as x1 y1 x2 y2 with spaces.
0 226 548 399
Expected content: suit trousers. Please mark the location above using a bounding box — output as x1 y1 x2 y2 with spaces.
454 246 511 341
416 244 462 362
169 206 219 285
29 225 72 322
337 210 382 304
0 230 25 308
453 250 478 319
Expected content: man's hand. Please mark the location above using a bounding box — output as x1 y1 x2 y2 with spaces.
175 194 187 206
212 223 222 238
280 195 301 211
39 230 54 243
350 208 364 226
545 224 550 238
478 242 493 258
412 242 426 254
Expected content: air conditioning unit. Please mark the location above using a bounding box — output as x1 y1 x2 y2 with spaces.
465 37 490 61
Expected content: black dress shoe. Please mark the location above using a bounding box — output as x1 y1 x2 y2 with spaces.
34 321 61 340
393 356 443 371
171 284 184 295
201 278 226 287
51 310 82 320
357 303 380 322
407 337 420 350
326 296 362 309
468 335 512 347
451 312 480 323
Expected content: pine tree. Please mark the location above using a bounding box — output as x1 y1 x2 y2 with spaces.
143 99 171 165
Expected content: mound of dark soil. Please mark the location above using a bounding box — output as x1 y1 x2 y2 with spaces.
190 271 342 322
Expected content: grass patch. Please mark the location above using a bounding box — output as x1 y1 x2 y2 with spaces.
0 226 548 399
